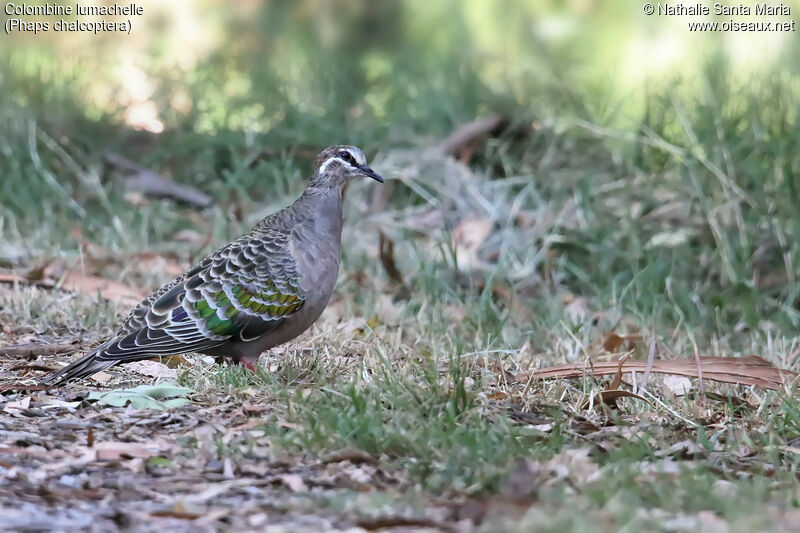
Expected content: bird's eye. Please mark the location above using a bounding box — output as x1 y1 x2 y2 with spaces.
338 151 355 164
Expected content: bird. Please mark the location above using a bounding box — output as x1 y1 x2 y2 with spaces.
43 145 383 385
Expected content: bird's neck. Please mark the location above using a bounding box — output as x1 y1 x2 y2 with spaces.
297 184 344 209
293 186 344 238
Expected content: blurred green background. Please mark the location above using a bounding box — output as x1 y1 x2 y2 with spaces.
2 0 800 353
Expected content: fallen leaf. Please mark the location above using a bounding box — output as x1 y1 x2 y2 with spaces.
601 331 643 353
126 360 178 380
0 272 33 285
452 216 492 270
150 502 206 520
0 384 48 392
0 341 80 359
37 397 82 409
489 282 533 323
440 115 509 163
89 371 113 383
564 296 590 322
355 517 446 531
655 439 703 459
94 441 162 461
320 449 379 465
663 375 693 396
105 152 214 208
3 396 31 413
517 355 796 390
128 253 185 277
591 389 648 409
279 473 308 492
160 354 193 368
585 352 649 409
59 271 144 306
88 384 193 410
378 231 405 286
0 269 144 306
602 331 625 353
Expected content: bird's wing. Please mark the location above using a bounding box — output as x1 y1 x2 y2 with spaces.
42 221 310 385
97 229 305 363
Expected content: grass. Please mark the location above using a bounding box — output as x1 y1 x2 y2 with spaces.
2 4 800 528
4 99 800 527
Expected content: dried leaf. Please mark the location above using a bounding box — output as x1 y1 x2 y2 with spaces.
128 253 185 277
452 216 492 270
607 351 631 390
0 272 32 285
591 389 648 409
663 375 693 396
586 352 648 408
602 332 625 353
564 296 590 322
440 115 509 163
4 396 31 413
0 270 144 306
378 231 405 286
105 152 214 208
94 441 162 461
601 331 643 353
160 354 193 368
490 282 533 323
0 384 48 392
89 371 113 383
59 271 144 306
0 341 80 359
126 360 178 380
518 355 796 390
320 449 379 465
279 473 308 492
356 517 446 531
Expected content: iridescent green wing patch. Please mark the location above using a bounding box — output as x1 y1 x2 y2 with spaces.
193 290 239 335
193 283 304 336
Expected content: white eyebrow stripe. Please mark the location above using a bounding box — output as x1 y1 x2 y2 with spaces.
318 156 348 175
349 149 366 166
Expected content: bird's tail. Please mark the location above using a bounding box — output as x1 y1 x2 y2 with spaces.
41 343 117 385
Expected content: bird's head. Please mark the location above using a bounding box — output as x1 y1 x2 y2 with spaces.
310 145 383 189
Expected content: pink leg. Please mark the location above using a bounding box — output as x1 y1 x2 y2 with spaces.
239 360 257 373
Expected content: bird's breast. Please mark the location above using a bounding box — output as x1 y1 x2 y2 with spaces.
291 195 343 300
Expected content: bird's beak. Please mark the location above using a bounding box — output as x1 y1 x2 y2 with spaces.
358 165 384 183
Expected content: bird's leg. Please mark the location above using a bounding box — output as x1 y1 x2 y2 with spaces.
238 359 258 373
215 353 256 373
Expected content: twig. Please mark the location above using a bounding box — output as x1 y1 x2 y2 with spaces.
378 231 406 288
440 115 509 163
104 152 214 208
